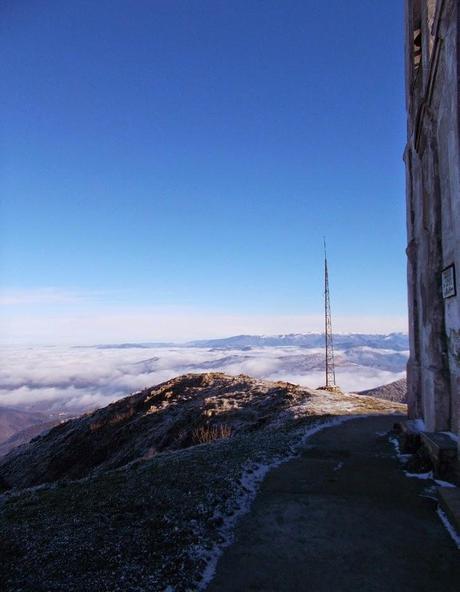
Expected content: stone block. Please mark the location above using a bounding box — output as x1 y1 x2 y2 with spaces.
438 487 460 537
421 432 458 479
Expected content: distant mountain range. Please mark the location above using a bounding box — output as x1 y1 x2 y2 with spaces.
0 407 49 445
85 333 409 351
0 407 66 458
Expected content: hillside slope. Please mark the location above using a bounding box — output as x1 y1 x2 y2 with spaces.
0 407 50 444
0 419 62 458
0 373 406 592
358 377 407 403
0 373 405 491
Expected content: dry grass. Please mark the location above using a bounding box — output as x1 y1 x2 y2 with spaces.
192 424 232 444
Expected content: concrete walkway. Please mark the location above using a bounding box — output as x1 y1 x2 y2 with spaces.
208 415 460 592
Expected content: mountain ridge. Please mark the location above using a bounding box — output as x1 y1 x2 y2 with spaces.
357 377 407 403
0 407 52 444
0 372 405 492
76 332 409 351
189 333 408 350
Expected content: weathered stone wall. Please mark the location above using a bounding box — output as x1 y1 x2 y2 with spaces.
404 0 460 447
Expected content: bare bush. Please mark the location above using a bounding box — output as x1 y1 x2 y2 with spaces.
192 424 232 445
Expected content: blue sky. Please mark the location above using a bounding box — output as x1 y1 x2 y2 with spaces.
0 1 407 343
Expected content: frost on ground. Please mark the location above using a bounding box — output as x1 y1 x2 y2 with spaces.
437 508 460 549
404 471 433 479
403 471 457 488
195 415 356 590
389 428 459 552
0 373 405 592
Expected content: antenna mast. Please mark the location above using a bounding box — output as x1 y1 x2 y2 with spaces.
319 239 341 393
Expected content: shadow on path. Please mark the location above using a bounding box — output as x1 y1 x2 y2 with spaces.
207 415 459 592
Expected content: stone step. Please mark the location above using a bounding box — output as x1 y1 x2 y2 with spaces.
421 432 458 480
438 487 460 538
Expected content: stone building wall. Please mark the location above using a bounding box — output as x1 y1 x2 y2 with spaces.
404 0 460 447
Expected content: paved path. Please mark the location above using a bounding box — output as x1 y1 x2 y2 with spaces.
208 415 460 592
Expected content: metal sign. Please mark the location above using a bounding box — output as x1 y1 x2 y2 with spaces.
442 264 457 299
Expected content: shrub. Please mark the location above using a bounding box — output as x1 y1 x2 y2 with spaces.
192 424 232 445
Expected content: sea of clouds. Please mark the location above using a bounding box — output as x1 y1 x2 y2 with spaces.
0 344 407 414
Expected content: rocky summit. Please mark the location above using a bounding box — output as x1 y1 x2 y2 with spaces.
0 373 405 492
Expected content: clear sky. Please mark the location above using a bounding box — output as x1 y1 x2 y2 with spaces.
0 0 407 344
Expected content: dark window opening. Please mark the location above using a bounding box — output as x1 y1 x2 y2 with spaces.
413 28 422 70
412 0 422 75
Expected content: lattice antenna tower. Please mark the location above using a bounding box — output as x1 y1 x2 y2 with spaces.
319 239 341 393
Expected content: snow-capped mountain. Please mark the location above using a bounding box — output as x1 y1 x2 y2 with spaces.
189 333 409 351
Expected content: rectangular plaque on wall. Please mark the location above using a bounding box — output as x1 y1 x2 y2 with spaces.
442 264 457 299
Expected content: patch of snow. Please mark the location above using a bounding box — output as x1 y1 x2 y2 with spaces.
404 473 458 488
441 431 459 443
437 508 460 549
388 436 414 464
195 415 358 590
388 435 402 458
390 432 459 551
407 418 426 432
435 479 457 489
404 471 433 480
195 460 277 589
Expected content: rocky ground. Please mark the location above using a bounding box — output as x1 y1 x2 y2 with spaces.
0 373 406 591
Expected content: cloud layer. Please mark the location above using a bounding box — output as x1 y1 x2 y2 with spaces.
0 344 407 414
